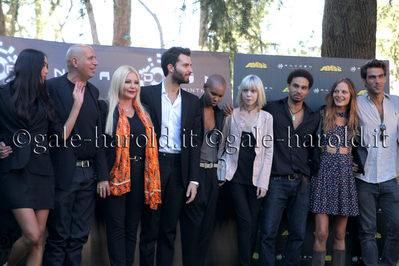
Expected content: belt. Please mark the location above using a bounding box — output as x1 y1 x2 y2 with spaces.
76 160 93 167
130 156 144 161
273 173 303 181
272 173 307 193
199 162 223 169
159 152 180 158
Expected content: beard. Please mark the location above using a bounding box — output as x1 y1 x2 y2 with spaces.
172 68 190 85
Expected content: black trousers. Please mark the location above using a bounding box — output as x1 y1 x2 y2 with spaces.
104 160 144 266
229 181 263 266
43 166 96 266
180 167 219 266
139 153 184 266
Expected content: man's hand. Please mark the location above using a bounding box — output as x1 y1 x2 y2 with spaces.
257 187 267 199
223 103 234 116
97 180 110 198
352 162 359 173
72 82 85 106
185 183 198 204
0 141 12 159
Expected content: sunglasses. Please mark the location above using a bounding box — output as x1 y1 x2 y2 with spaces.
380 124 386 142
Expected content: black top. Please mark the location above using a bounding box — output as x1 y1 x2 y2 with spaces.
232 132 256 185
262 97 320 177
128 114 146 157
68 80 98 160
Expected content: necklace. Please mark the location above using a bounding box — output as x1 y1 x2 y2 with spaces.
120 103 132 112
336 112 347 117
243 105 257 113
287 104 303 121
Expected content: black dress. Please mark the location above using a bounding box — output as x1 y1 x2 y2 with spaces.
0 85 60 209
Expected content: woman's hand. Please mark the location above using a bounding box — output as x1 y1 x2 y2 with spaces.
72 82 85 106
97 180 110 198
257 187 267 199
0 141 12 159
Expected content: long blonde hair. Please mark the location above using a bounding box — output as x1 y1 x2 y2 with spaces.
105 65 144 135
323 77 358 138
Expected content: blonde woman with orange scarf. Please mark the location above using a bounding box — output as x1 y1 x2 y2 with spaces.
98 65 161 266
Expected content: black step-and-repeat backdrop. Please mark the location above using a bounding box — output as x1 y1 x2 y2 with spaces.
233 53 390 110
0 36 232 103
233 53 390 266
0 36 392 266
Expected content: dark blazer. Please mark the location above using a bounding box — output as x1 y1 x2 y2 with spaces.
140 82 201 186
198 95 224 149
0 83 61 175
47 74 108 190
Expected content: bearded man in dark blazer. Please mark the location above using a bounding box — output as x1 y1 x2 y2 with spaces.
139 47 202 266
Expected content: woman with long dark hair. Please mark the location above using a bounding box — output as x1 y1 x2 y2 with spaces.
99 65 161 265
0 49 84 266
310 77 360 266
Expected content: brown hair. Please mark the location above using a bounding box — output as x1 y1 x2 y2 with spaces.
323 77 358 138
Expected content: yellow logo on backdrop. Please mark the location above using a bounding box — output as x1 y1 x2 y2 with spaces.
326 255 332 261
358 90 367 95
320 65 342 72
245 62 267 69
283 87 289 92
282 230 289 236
375 232 382 239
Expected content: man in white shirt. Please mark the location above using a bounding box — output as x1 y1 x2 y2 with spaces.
356 59 399 266
139 47 202 266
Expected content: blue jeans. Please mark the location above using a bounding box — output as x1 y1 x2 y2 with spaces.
44 166 96 266
259 176 309 266
356 178 399 266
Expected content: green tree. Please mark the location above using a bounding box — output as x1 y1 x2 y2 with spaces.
0 0 25 37
198 0 277 63
377 1 399 83
321 0 377 59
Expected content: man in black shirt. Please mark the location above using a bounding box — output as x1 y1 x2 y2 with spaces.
259 69 319 266
43 44 108 266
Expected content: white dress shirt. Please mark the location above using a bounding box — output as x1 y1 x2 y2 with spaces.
356 92 399 183
159 82 182 153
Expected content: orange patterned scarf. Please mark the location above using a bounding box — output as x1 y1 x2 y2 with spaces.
109 100 161 210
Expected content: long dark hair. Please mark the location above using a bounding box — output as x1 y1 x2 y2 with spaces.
5 49 56 124
323 77 358 138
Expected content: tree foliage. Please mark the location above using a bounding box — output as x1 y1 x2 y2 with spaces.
0 0 24 37
377 0 399 83
321 0 377 59
197 0 277 61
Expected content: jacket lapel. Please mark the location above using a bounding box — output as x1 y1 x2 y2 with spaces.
30 100 46 126
57 75 78 134
0 84 28 129
181 90 189 130
153 84 162 130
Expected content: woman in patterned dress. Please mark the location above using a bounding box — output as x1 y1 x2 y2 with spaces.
310 77 359 266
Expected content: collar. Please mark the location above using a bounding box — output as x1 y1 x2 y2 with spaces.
161 82 181 98
364 92 391 101
282 97 312 114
